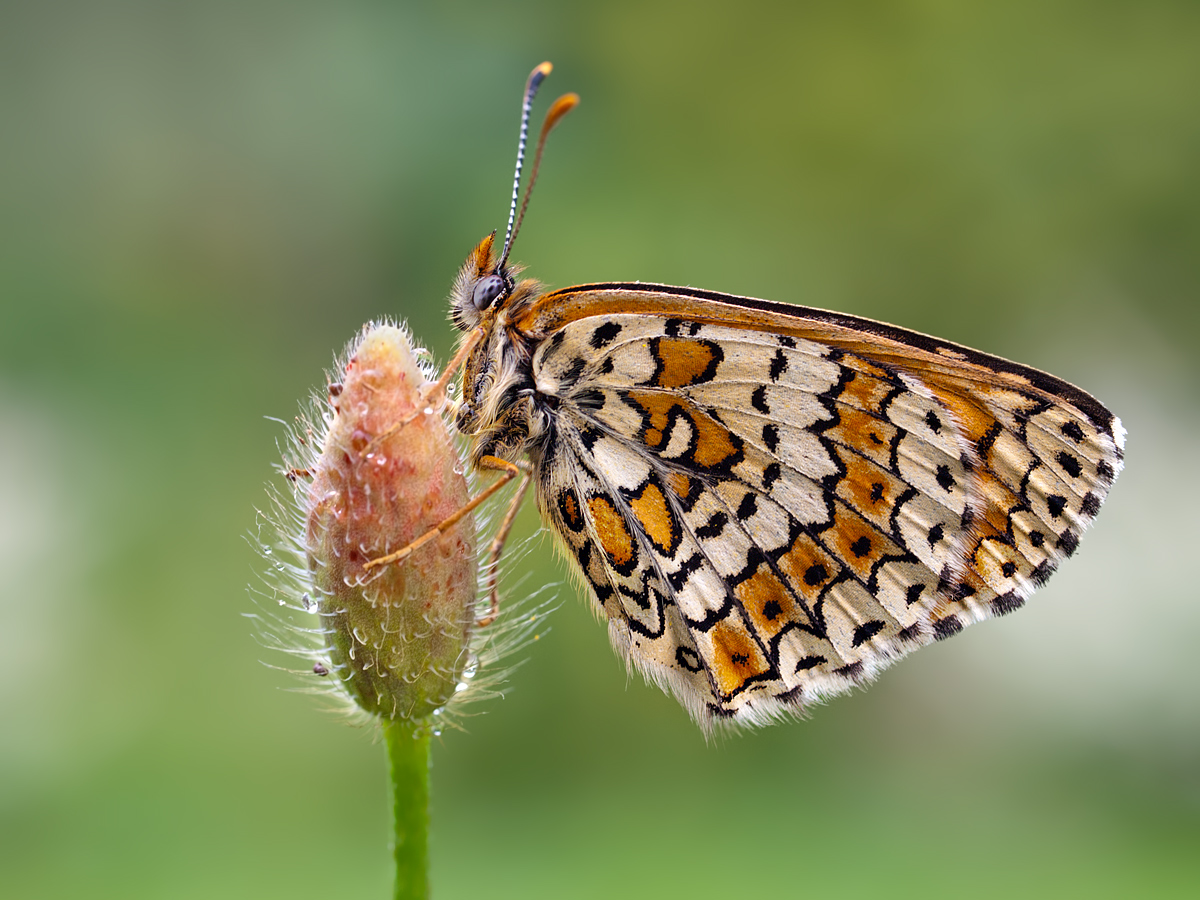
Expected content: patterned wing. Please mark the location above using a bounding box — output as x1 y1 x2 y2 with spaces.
526 306 1123 729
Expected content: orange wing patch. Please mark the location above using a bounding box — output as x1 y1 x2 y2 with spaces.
834 357 898 414
736 565 802 641
826 406 898 470
650 337 723 388
708 618 772 697
588 495 636 571
627 391 678 450
825 503 900 581
777 531 839 602
558 488 584 532
666 471 700 508
834 449 908 530
627 480 681 556
688 409 743 469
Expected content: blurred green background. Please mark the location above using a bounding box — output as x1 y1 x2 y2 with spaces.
2 1 1197 897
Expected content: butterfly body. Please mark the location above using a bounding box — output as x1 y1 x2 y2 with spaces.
448 226 1124 729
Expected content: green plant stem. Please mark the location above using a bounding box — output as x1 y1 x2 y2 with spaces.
383 720 431 900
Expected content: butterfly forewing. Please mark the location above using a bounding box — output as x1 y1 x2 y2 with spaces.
510 287 1123 726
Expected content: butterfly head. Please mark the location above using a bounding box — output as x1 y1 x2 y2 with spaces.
450 231 523 331
451 232 501 330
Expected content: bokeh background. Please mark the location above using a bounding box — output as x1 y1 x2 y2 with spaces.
2 2 1197 897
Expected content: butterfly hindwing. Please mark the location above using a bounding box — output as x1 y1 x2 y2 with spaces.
526 306 1122 726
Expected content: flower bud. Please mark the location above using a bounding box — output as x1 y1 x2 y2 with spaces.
304 324 477 723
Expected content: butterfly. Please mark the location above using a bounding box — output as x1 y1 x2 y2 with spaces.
374 63 1125 730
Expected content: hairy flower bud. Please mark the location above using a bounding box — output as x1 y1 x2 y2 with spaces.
254 320 552 731
305 324 477 722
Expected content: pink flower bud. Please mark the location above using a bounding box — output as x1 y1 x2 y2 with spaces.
305 324 477 723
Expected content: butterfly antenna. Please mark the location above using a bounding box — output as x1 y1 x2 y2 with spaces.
511 92 579 258
498 62 579 273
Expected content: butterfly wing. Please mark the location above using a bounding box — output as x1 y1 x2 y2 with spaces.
519 285 1124 728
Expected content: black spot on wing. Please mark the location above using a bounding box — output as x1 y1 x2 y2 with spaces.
1058 530 1079 557
769 347 789 382
1030 559 1056 587
977 421 1002 461
695 511 728 540
992 592 1024 616
763 463 782 491
762 423 779 452
1056 451 1082 479
1061 421 1084 442
933 615 963 641
579 425 603 452
936 465 956 492
676 646 703 672
589 321 623 349
803 564 828 587
619 583 651 611
833 661 864 680
851 620 885 647
667 553 705 592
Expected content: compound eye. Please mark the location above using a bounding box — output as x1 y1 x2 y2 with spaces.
472 274 505 311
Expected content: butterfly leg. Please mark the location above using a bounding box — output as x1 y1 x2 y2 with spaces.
474 455 533 627
360 452 527 590
362 327 485 455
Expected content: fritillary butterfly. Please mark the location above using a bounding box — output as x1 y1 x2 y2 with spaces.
403 64 1125 730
